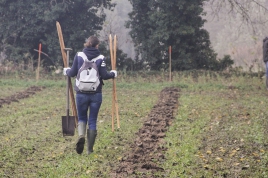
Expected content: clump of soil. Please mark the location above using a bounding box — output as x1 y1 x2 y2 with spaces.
111 87 179 178
0 86 44 107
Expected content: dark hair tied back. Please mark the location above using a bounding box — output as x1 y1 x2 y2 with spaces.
84 36 99 48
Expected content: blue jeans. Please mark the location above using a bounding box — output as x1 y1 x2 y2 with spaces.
76 93 102 130
266 62 268 77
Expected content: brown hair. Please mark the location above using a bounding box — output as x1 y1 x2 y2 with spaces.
84 36 99 48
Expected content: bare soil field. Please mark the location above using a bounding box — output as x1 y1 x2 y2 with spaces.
111 87 179 177
0 86 44 107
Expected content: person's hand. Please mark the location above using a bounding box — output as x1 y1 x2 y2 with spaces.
63 67 70 76
110 70 117 78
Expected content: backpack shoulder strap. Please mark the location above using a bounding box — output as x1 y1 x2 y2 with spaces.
77 52 104 63
77 52 88 61
91 55 104 62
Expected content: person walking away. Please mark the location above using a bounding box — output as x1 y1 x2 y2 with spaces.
263 37 268 90
63 36 117 154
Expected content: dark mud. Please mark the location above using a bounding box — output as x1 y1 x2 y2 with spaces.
111 87 180 178
0 86 44 107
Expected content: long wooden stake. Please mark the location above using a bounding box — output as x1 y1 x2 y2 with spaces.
109 34 120 131
113 36 120 129
36 43 41 81
56 21 78 127
109 35 115 132
169 46 172 82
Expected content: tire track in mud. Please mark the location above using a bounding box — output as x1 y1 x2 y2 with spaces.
111 87 180 178
0 86 44 107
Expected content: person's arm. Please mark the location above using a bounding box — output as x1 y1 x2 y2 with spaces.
98 58 116 80
66 54 80 77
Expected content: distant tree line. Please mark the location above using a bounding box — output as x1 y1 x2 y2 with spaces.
0 0 115 69
126 0 234 71
0 0 234 71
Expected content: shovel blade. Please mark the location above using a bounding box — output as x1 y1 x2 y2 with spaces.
62 116 75 136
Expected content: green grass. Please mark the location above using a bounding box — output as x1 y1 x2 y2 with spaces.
0 70 267 177
163 72 268 177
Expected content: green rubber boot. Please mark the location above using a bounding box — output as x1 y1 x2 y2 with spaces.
87 129 97 155
76 122 86 154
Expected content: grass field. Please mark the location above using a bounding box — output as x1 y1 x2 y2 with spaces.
0 70 267 177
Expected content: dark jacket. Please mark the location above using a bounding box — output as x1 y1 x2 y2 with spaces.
66 47 115 93
263 37 268 63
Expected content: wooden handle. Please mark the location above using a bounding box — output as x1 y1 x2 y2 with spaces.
56 21 78 127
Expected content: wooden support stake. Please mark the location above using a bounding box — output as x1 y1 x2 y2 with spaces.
109 34 120 131
113 36 120 129
109 35 115 132
169 46 172 82
36 43 41 81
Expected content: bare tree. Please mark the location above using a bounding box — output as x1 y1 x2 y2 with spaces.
206 0 268 32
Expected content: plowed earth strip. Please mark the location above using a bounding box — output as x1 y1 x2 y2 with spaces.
0 86 44 107
111 87 180 178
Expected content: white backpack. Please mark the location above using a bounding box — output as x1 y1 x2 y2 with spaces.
75 52 103 93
